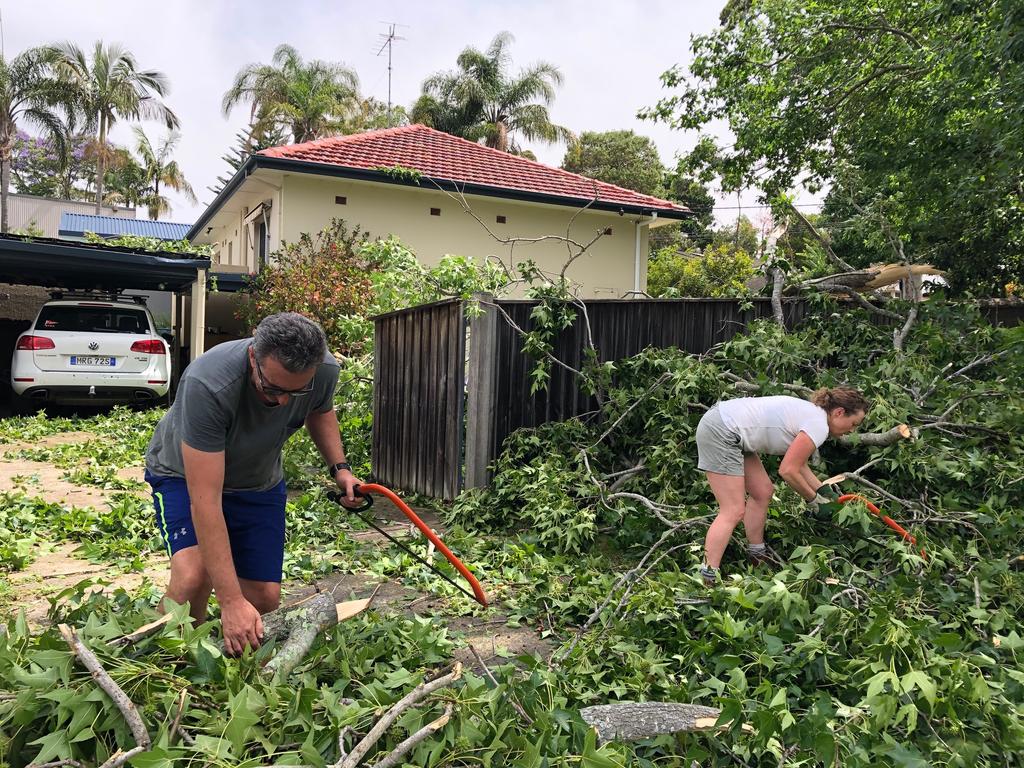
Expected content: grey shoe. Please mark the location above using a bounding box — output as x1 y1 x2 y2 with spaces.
700 565 718 588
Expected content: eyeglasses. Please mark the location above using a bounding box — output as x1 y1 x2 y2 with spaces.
252 348 315 397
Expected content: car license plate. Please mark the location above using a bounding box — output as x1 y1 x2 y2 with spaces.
71 356 115 366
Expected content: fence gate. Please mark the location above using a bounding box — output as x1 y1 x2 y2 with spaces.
372 299 465 499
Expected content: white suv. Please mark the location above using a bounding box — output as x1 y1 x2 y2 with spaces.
11 292 171 411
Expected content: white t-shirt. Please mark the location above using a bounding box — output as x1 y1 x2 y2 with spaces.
717 396 829 456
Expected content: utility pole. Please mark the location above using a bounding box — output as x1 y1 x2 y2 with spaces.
376 23 405 127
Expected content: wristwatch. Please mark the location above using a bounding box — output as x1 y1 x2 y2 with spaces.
329 461 352 478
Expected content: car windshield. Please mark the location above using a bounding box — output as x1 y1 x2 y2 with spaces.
36 306 149 334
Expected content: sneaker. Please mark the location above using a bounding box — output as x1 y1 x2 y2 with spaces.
700 565 718 588
748 544 782 568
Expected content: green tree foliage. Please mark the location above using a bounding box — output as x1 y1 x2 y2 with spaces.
647 243 755 297
130 127 195 220
0 45 73 232
448 300 1024 764
99 145 148 209
209 122 290 196
222 44 360 144
82 231 212 256
642 0 1024 292
52 41 179 216
711 214 759 256
650 168 718 254
560 130 664 196
412 31 574 154
238 219 375 355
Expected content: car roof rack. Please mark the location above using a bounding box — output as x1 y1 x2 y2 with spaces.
48 290 149 306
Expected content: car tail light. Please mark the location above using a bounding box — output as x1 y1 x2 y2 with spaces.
16 335 55 350
130 339 166 354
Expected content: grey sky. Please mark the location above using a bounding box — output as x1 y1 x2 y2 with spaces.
4 0 799 230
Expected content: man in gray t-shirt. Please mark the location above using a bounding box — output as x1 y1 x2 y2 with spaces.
144 312 359 655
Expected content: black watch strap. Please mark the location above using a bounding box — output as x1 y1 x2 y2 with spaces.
329 461 352 477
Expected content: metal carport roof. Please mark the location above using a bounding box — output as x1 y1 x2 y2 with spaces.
0 234 209 292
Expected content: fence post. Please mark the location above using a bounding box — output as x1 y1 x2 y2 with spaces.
464 294 497 489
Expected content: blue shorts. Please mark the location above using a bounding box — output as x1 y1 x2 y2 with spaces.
145 471 287 583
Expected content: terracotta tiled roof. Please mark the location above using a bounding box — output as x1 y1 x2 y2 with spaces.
258 124 690 216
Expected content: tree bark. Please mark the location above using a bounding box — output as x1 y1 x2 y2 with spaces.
838 423 913 447
770 267 785 328
337 663 463 768
59 624 151 764
1 150 10 234
95 119 106 214
580 702 749 744
262 593 372 678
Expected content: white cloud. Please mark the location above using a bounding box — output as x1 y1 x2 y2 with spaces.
4 0 816 228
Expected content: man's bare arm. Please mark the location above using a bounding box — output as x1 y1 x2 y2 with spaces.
305 408 359 503
305 407 347 467
181 442 262 652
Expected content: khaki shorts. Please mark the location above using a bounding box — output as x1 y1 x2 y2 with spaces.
696 404 747 476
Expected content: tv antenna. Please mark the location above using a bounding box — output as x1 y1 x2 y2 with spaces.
376 22 406 127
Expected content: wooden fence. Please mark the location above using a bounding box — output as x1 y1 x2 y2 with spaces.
372 299 465 499
372 296 1023 497
463 297 811 488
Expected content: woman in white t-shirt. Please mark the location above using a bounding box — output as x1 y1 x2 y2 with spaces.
695 387 870 586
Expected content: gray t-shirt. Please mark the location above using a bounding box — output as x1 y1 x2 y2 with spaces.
145 338 340 491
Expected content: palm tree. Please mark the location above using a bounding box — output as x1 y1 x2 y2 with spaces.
0 46 71 232
132 127 196 220
222 44 360 144
412 32 574 153
52 41 179 214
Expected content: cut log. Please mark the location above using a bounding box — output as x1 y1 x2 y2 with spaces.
580 702 753 744
262 594 373 678
839 423 914 447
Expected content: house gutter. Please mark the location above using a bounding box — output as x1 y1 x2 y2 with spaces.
187 154 691 242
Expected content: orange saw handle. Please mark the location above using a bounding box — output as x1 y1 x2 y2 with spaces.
355 483 489 606
838 493 927 560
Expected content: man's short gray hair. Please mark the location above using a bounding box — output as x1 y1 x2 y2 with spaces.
253 312 327 372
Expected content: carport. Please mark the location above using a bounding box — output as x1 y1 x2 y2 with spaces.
0 234 211 396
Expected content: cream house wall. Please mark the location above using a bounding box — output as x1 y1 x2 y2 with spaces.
277 175 652 298
204 186 283 273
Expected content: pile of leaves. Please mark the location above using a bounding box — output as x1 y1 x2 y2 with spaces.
2 299 1022 767
447 298 1024 764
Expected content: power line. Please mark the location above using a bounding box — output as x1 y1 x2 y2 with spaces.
714 202 822 210
376 22 407 127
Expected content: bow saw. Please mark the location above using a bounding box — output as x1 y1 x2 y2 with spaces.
327 483 489 607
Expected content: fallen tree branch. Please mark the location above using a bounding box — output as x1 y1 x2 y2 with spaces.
110 613 173 647
337 663 463 768
369 702 455 768
839 423 914 447
721 372 815 398
167 687 188 747
59 624 151 768
580 702 753 744
263 593 374 678
787 203 856 272
770 266 786 328
556 523 695 661
467 644 534 726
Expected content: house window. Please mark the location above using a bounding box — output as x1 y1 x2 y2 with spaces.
335 196 347 205
256 221 268 269
227 241 233 264
496 215 507 224
430 207 441 216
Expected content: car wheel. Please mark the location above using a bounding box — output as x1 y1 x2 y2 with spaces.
10 394 38 417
